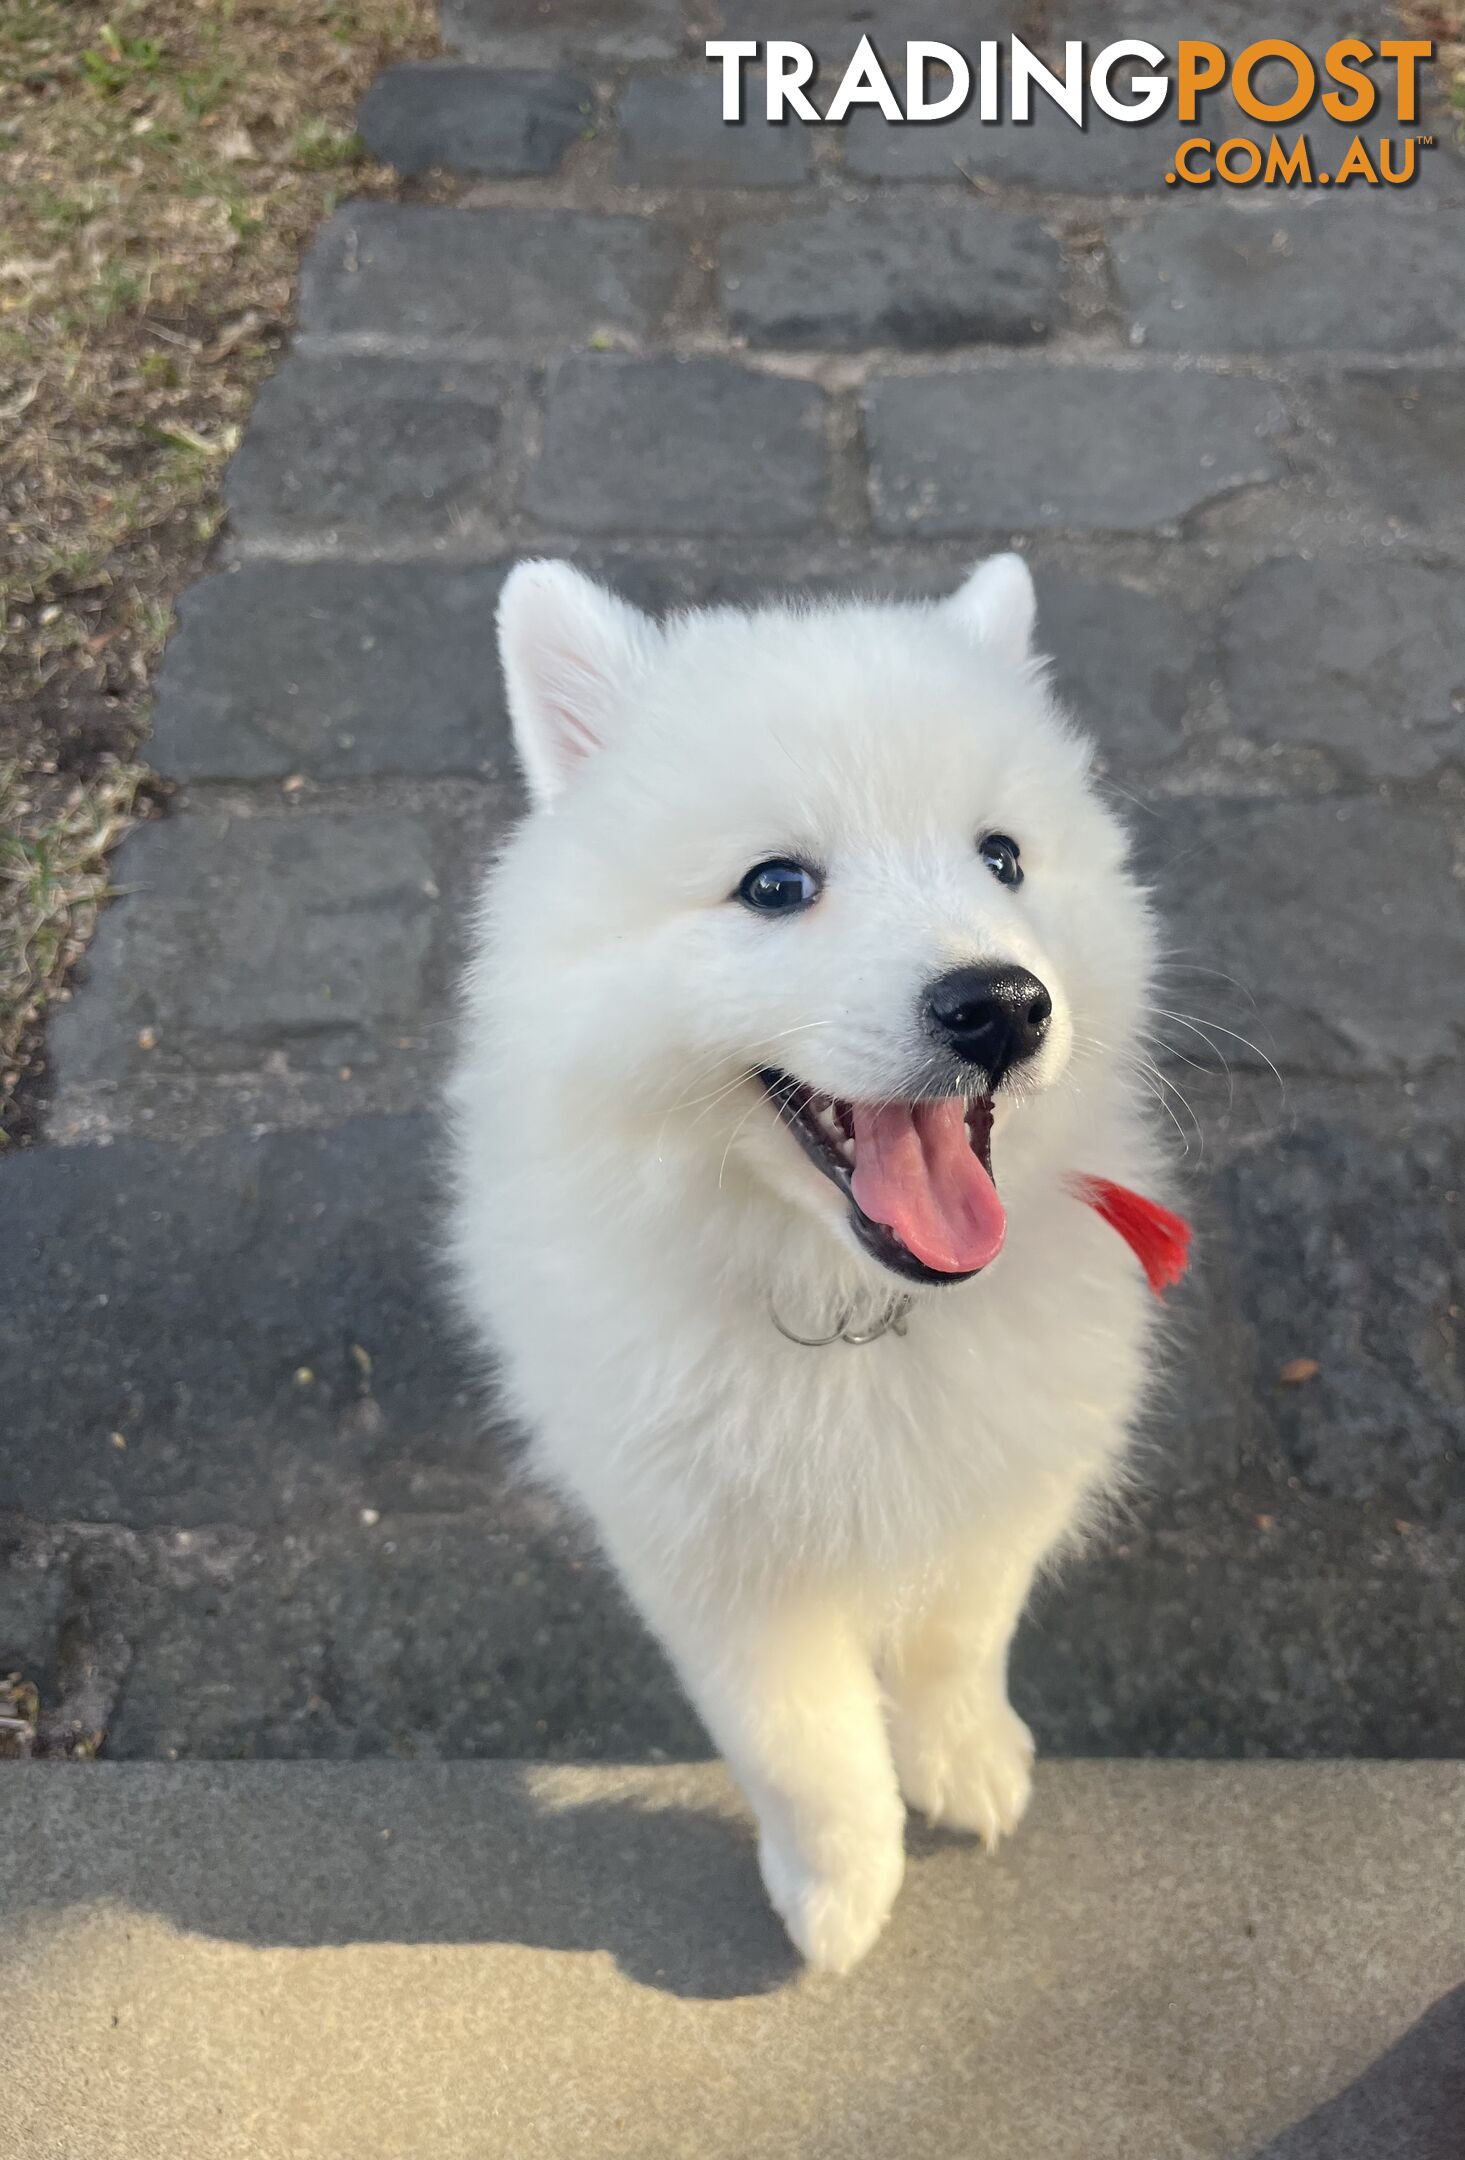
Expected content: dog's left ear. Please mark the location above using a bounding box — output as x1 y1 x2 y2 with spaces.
498 560 660 809
944 554 1037 667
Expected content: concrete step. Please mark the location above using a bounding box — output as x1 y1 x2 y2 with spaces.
2 1761 1462 2158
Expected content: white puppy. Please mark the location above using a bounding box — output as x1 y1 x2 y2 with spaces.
448 555 1169 1972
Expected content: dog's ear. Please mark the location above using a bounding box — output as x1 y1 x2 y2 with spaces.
498 561 659 808
944 554 1037 666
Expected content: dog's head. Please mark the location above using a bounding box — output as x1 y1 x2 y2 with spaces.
493 558 1156 1290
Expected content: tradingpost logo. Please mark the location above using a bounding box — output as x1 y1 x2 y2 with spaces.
707 36 1440 190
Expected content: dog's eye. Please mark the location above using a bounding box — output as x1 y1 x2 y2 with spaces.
979 834 1023 889
737 860 822 914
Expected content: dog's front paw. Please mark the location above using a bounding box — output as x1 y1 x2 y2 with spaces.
892 1691 1035 1848
758 1823 905 1975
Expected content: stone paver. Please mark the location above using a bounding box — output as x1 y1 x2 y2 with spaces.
1036 575 1204 774
358 63 590 176
3 1764 1464 2158
843 100 1176 193
867 367 1290 533
720 201 1062 348
1213 1120 1464 1517
615 74 814 186
1116 202 1465 355
0 1116 488 1532
298 203 683 343
1314 369 1465 529
224 355 505 538
148 562 516 783
527 355 829 534
0 1526 68 1701
7 4 1465 1774
850 93 1465 201
715 0 1002 66
1150 797 1465 1079
48 812 456 1083
1220 558 1465 781
1022 1531 1465 1759
105 1517 694 1765
6 1485 1461 1766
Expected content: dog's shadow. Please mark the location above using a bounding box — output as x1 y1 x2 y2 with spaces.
11 1764 799 2002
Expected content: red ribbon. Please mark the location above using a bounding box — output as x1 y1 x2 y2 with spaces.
1070 1176 1192 1299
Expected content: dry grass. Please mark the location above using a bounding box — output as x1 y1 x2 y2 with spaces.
0 0 437 1138
1404 1 1465 108
0 1671 41 1760
0 761 141 1086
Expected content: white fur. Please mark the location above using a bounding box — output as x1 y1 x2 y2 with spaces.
448 556 1167 1973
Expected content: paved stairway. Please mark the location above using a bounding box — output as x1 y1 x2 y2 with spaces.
2 2 1464 1761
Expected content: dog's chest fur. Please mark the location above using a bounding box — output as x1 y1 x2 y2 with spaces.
456 1101 1156 1598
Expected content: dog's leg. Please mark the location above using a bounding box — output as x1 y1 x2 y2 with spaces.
634 1582 906 1973
883 1528 1057 1848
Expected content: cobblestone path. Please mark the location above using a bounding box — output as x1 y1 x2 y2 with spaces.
3 2 1462 1760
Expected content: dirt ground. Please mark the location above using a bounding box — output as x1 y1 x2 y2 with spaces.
0 0 439 1144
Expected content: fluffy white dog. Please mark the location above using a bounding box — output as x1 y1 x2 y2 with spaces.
449 554 1172 1972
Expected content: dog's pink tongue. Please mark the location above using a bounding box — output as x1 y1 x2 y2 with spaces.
850 1100 1006 1275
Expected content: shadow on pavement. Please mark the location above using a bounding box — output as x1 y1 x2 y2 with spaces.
2 1763 799 2002
1252 1983 1465 2160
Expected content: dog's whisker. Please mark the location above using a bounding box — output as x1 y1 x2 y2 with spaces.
1136 1030 1216 1084
717 1084 800 1192
675 1030 843 1130
1145 1015 1235 1110
655 1022 843 1151
1132 1059 1202 1158
1090 775 1160 818
1150 1007 1286 1104
1134 1026 1226 1123
653 1062 749 1158
1072 1028 1204 1158
1155 956 1261 1006
1131 1069 1196 1158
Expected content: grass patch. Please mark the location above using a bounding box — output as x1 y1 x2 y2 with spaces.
0 760 143 1108
0 0 437 1139
1401 2 1465 127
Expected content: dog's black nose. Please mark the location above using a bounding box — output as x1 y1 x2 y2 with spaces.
926 965 1053 1083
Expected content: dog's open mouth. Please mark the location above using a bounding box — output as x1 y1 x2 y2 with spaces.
758 1071 1005 1287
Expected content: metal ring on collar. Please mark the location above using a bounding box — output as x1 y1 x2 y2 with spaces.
768 1295 914 1348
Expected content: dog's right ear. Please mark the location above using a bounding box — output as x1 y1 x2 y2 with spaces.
944 554 1037 667
497 560 659 809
